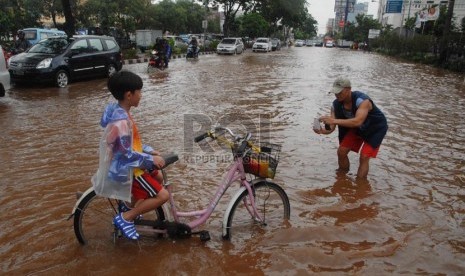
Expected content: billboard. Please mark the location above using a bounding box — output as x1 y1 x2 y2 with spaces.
368 29 381 39
385 0 403 14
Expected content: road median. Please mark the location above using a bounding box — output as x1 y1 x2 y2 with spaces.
123 51 215 65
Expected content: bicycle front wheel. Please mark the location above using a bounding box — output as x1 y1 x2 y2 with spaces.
223 181 291 240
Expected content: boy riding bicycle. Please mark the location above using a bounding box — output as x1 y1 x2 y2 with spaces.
92 70 169 240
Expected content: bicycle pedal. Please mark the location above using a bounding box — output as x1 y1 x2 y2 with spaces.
199 230 210 242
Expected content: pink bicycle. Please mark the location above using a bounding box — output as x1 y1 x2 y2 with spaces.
71 126 290 244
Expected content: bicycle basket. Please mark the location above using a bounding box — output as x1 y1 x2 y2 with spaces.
242 142 281 179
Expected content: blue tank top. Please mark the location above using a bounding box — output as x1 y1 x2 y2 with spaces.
332 91 388 148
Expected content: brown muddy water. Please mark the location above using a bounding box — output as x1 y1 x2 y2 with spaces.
1 47 465 275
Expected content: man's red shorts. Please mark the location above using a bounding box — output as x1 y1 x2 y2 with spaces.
340 130 380 158
132 170 163 200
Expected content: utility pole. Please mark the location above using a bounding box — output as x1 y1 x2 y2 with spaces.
439 0 455 65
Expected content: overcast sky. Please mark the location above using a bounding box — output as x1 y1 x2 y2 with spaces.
307 0 379 35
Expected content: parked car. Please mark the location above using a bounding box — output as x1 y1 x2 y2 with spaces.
271 38 281 51
0 45 10 97
252 37 272 52
8 35 123 88
216 37 244 55
325 41 334 48
295 40 304 47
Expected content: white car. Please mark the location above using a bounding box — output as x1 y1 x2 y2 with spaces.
217 37 244 55
325 41 334 48
252 37 272 52
295 40 304 47
0 45 10 97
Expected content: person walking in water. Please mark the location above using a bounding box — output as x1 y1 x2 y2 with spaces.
314 77 388 179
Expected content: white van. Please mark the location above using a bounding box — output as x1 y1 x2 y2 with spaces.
22 28 66 45
0 45 10 97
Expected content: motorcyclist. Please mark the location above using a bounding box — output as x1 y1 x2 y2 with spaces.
13 30 31 54
188 36 199 57
152 38 166 68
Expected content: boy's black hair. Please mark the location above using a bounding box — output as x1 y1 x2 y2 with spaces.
107 70 143 100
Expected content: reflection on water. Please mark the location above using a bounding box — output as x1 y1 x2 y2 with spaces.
1 48 465 274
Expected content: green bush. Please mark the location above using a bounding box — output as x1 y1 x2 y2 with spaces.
371 31 465 72
122 48 138 59
207 40 220 51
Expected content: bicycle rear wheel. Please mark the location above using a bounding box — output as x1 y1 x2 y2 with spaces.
73 189 166 245
73 190 119 245
223 181 290 240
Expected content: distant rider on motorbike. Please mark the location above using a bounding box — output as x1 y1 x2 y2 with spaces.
187 36 199 58
153 38 168 68
13 30 31 54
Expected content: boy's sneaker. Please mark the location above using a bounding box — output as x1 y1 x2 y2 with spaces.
113 213 139 240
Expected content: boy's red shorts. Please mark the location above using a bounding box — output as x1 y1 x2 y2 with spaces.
132 170 163 200
340 130 380 158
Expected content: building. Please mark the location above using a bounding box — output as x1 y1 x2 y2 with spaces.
347 2 370 23
326 18 336 35
376 0 465 29
334 0 357 33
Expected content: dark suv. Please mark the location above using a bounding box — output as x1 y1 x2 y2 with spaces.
8 35 123 87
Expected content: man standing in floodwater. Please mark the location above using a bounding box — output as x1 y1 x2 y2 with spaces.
314 77 388 179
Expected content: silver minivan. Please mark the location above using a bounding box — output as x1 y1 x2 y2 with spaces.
0 45 11 97
216 38 244 55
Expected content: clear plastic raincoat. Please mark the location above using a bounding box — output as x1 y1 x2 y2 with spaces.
91 103 155 201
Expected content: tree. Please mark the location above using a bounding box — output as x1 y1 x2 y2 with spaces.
404 16 416 31
340 14 382 42
0 0 42 38
61 0 75 36
256 0 310 33
205 0 251 36
439 0 454 64
238 12 268 38
177 0 208 34
42 0 63 28
301 15 317 38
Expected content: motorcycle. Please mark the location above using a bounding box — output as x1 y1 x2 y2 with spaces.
147 50 166 71
186 45 199 59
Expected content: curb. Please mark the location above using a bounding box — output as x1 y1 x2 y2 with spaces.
123 51 215 65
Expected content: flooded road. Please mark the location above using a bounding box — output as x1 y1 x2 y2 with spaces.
1 47 465 275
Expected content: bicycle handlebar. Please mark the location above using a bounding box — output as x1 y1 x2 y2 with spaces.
194 132 209 143
194 126 252 152
153 153 179 170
